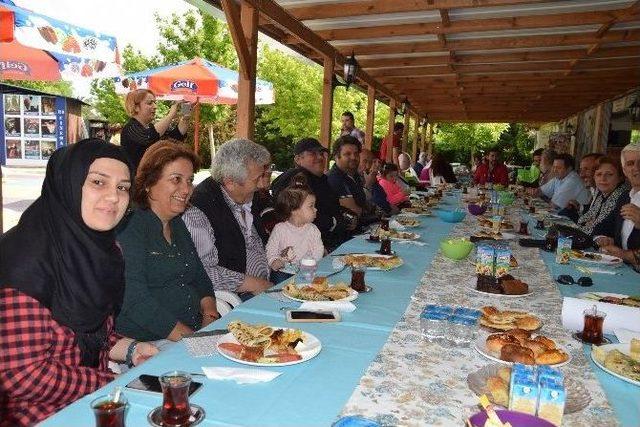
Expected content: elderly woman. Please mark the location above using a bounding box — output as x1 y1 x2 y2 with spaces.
116 141 219 344
0 140 157 426
378 163 410 208
121 89 190 172
577 157 629 238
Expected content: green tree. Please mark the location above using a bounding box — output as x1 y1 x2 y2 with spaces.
433 122 509 163
2 79 73 97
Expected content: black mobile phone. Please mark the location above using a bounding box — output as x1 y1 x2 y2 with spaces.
125 374 203 396
286 310 340 322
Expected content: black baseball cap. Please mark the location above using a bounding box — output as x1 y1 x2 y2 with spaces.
294 138 329 155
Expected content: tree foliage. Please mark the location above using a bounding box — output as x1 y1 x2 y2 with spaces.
2 79 73 97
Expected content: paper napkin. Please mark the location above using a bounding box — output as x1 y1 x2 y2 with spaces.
201 367 281 384
614 327 640 343
299 300 356 313
389 219 406 230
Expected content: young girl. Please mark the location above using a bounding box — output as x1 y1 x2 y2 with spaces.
266 175 324 283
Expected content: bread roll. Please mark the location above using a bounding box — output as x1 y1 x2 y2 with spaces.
501 344 535 365
486 333 520 353
487 376 509 407
498 367 512 384
481 306 499 317
523 339 548 357
535 349 569 365
505 328 531 343
515 315 542 331
531 335 556 350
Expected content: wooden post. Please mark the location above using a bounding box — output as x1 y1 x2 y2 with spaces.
320 55 335 151
402 110 410 154
386 99 397 164
223 0 258 140
412 113 419 162
427 124 435 156
365 85 375 150
421 121 428 152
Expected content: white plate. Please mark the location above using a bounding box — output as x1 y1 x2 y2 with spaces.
282 285 358 303
577 291 630 301
388 231 421 241
473 332 571 367
591 343 640 387
468 277 532 298
571 252 623 266
341 253 404 271
216 329 322 367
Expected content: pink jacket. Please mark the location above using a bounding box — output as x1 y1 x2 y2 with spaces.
378 176 408 206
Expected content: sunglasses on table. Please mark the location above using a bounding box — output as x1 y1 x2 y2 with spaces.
556 275 593 287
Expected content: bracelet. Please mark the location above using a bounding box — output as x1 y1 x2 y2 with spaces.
125 340 139 368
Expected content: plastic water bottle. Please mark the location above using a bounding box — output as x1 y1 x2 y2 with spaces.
299 257 317 282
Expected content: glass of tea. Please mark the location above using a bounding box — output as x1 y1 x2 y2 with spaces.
380 217 390 231
91 393 127 427
582 306 606 345
160 371 192 426
350 264 367 292
379 237 392 255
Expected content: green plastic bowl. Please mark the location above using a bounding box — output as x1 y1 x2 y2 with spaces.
440 238 474 260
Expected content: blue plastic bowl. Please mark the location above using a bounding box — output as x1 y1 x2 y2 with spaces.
437 209 466 223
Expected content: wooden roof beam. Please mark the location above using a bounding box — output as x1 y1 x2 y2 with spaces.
315 9 640 41
336 30 640 56
286 0 557 21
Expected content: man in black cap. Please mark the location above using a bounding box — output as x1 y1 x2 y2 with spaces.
271 138 353 251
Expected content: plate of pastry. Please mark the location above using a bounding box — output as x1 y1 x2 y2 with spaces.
570 250 623 266
341 253 404 270
469 275 532 297
577 292 640 308
282 278 358 303
474 330 571 367
591 340 640 386
478 306 541 332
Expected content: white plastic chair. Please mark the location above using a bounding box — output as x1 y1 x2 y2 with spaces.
215 290 242 317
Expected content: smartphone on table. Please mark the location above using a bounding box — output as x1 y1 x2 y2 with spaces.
285 310 341 323
125 374 203 396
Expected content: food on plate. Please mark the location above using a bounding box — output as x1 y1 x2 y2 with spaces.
476 274 529 296
342 254 402 270
282 281 351 301
395 217 420 227
473 230 504 240
486 376 510 406
570 250 602 261
222 321 305 363
581 293 640 308
501 343 535 365
592 339 640 382
477 216 513 230
401 206 431 215
485 331 568 365
479 306 541 331
387 229 419 240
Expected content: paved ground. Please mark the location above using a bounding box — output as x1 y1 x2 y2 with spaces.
2 166 45 233
1 167 211 233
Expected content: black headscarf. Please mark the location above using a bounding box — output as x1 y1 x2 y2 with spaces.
0 139 132 367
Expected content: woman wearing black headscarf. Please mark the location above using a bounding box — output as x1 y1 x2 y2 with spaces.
0 139 157 426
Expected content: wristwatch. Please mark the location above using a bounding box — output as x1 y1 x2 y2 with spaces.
125 340 139 368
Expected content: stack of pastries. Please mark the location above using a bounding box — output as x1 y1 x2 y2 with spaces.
476 274 529 295
485 329 569 365
480 306 541 331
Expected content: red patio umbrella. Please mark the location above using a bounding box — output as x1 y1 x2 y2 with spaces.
0 40 61 81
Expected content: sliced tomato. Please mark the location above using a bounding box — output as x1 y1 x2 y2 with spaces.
274 353 302 363
218 342 244 355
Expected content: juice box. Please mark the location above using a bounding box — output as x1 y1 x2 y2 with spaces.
555 236 572 264
476 245 495 276
495 246 512 278
537 366 564 384
537 379 566 426
509 375 539 415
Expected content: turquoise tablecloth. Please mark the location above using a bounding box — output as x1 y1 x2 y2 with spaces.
42 207 457 426
540 250 640 427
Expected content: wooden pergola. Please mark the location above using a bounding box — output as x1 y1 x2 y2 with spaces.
203 0 640 163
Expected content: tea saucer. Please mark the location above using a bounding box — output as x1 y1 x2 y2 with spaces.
572 332 611 346
359 285 373 293
375 250 397 255
148 404 205 426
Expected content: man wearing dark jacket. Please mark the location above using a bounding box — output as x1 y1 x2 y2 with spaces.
271 138 352 251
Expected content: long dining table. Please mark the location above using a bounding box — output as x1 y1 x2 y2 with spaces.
42 191 639 427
